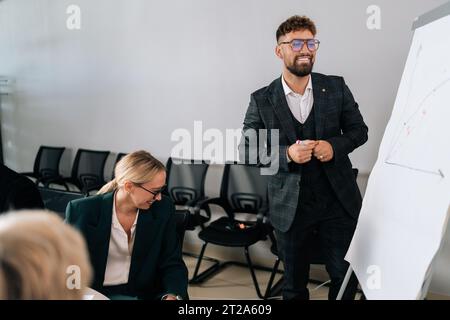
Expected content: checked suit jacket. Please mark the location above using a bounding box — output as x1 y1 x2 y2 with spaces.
239 72 368 232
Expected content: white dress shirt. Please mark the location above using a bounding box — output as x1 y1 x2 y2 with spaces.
281 75 314 124
103 196 139 286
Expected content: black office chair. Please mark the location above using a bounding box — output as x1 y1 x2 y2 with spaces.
38 186 85 219
264 168 360 298
165 158 220 274
166 157 212 230
22 146 65 186
48 149 110 194
111 152 127 179
189 163 271 299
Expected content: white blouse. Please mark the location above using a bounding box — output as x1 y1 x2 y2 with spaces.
103 196 139 286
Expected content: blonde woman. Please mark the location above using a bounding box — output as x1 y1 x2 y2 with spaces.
0 210 92 299
65 150 188 300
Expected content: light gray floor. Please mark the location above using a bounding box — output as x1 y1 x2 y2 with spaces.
184 255 332 300
184 255 450 300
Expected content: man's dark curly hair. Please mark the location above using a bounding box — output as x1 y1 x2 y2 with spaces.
276 15 317 42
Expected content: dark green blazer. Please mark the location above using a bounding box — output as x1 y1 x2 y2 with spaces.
65 192 188 300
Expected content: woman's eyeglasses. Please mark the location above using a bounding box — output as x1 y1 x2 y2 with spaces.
136 184 166 198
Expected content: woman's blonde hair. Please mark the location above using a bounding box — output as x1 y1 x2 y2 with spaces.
0 210 92 300
97 150 165 195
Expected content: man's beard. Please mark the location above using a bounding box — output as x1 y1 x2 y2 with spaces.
286 55 314 77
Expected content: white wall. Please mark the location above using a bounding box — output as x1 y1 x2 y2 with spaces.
1 0 447 176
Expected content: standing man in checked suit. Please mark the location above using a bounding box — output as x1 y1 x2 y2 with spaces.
239 15 368 300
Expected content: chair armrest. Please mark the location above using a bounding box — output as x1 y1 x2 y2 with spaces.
42 176 72 191
41 175 65 184
78 174 103 194
191 197 226 215
184 197 207 207
82 184 104 194
20 171 35 177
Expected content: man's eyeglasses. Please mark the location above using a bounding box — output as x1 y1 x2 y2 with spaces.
278 39 320 52
136 184 166 198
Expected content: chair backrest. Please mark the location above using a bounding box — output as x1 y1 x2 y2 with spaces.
38 187 85 218
220 164 269 216
111 153 128 179
71 149 110 190
34 146 65 178
166 158 209 206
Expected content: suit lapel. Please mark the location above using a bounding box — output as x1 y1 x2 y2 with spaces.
268 77 298 145
128 205 160 287
90 192 114 288
311 73 328 140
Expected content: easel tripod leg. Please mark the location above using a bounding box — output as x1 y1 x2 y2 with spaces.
337 266 353 300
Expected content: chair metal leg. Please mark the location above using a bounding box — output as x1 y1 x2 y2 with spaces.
264 257 281 298
188 243 284 299
183 251 220 264
267 276 284 299
244 246 264 299
191 242 207 280
184 250 220 281
190 242 224 284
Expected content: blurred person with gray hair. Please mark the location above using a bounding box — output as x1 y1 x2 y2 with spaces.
0 210 92 299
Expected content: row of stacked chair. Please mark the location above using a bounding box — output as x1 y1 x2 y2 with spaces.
22 146 126 194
